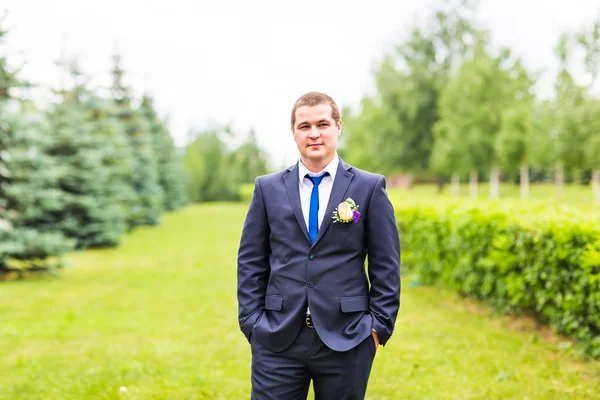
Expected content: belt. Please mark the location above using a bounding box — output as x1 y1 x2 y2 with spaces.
305 313 315 328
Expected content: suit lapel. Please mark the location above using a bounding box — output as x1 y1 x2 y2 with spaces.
284 163 311 243
313 160 354 246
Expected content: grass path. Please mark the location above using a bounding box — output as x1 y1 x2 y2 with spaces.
1 204 599 399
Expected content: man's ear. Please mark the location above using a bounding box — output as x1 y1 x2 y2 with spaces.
337 120 342 135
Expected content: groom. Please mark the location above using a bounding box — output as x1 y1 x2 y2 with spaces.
237 92 401 399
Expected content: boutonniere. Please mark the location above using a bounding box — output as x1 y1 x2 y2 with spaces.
332 198 361 224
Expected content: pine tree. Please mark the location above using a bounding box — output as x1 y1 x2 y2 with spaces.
43 60 132 248
0 18 12 229
139 95 187 211
111 50 162 227
0 106 76 272
0 16 17 240
0 17 74 273
85 95 136 243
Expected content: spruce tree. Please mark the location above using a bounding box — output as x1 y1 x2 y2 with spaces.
0 106 76 272
43 60 131 248
140 95 187 211
110 50 162 227
0 18 74 273
85 95 136 243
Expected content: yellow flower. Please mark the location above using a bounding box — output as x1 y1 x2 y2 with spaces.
337 202 354 222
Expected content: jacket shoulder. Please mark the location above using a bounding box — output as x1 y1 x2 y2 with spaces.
254 168 290 187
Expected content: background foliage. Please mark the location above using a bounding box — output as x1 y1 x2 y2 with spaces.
341 0 600 203
397 199 600 357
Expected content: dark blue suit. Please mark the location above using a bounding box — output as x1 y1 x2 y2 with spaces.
238 158 401 399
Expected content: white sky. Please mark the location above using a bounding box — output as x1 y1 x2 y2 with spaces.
2 0 599 168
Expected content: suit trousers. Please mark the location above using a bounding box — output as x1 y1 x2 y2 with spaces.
250 325 377 400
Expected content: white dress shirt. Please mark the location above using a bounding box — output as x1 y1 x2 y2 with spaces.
298 155 339 317
298 155 339 231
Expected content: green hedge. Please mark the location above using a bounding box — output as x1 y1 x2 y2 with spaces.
397 200 600 357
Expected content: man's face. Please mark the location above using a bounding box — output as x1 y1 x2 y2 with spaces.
292 104 341 168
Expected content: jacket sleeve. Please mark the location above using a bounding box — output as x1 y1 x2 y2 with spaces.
366 175 401 346
237 177 271 342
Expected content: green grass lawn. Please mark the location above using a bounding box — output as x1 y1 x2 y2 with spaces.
1 203 600 399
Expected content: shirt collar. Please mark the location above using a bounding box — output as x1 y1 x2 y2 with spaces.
298 154 339 186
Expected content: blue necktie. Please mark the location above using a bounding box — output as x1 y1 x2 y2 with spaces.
306 173 329 244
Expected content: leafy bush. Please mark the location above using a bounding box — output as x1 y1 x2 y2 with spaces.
397 200 600 357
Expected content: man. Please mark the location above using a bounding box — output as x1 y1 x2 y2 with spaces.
237 92 400 399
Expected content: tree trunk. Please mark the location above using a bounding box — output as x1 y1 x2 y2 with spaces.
490 164 500 200
593 169 600 205
469 170 478 198
436 176 445 193
520 159 529 200
555 160 564 198
451 173 460 197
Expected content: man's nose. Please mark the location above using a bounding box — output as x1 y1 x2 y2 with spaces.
309 127 320 138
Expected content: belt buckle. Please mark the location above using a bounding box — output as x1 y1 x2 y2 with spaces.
305 313 315 328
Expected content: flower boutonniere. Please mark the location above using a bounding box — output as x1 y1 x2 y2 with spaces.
332 198 361 224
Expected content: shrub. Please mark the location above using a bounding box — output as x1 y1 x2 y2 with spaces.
397 200 600 357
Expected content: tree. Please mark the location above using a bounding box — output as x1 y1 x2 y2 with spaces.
140 95 187 211
435 45 531 199
581 99 600 203
551 33 588 197
0 14 20 102
0 17 74 273
111 50 162 227
576 17 600 203
430 114 471 195
183 127 241 202
42 59 132 248
527 100 558 184
182 133 205 203
577 17 600 88
0 15 15 226
341 95 403 176
495 62 536 199
0 106 76 272
230 128 269 184
344 0 484 186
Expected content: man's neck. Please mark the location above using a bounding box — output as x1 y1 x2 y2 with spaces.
300 155 336 173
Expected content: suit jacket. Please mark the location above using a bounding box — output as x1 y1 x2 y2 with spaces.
237 158 401 353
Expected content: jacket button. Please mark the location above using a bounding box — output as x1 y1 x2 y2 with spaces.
307 281 314 288
308 255 315 260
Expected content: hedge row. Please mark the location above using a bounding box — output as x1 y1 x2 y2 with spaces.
396 200 600 357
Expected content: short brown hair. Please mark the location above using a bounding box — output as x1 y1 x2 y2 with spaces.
290 92 341 128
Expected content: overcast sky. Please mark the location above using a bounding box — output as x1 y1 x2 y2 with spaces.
3 0 599 168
